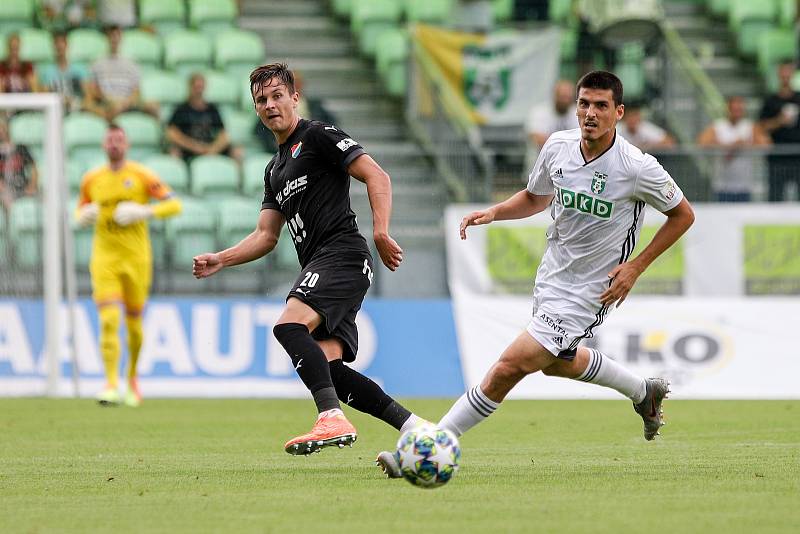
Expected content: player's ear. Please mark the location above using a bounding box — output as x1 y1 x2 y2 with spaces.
617 103 625 120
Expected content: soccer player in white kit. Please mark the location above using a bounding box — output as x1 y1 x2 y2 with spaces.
376 71 696 477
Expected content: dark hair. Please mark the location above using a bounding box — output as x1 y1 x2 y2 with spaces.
249 63 295 101
107 122 124 133
576 71 624 106
53 30 67 40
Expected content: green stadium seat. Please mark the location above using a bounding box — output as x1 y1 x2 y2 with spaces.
709 0 731 18
492 0 513 23
189 0 237 35
190 155 240 197
9 196 41 269
78 149 109 173
115 112 162 155
19 28 53 63
164 30 213 77
375 29 408 98
729 0 777 57
68 196 94 270
149 217 168 269
405 0 453 24
275 232 297 269
202 70 240 111
332 0 354 19
242 153 271 198
141 70 188 107
216 196 261 268
222 108 258 149
560 26 578 61
240 80 255 111
549 0 573 24
120 30 163 70
67 29 108 64
757 29 798 88
143 154 190 194
164 197 218 265
9 111 44 148
64 112 108 163
214 29 264 77
139 0 186 35
778 0 796 29
0 0 34 34
67 160 86 195
351 0 403 57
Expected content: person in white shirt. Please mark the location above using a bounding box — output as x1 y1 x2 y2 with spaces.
697 96 771 202
439 71 694 443
616 102 676 151
524 80 579 171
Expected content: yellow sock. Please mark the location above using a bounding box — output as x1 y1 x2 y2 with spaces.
126 313 143 381
98 304 121 389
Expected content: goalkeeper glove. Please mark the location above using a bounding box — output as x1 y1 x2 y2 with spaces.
113 201 153 226
76 203 99 227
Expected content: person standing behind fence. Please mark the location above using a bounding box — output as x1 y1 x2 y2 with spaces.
75 124 181 407
524 80 578 173
758 61 800 201
698 96 771 202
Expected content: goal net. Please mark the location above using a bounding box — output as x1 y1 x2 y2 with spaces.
0 93 78 397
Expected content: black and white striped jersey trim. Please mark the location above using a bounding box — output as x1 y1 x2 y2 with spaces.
466 386 496 418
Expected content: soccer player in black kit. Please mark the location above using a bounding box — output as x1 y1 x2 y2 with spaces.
192 63 426 457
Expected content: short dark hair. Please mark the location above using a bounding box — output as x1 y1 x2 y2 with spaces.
576 71 624 106
249 63 295 101
107 122 124 133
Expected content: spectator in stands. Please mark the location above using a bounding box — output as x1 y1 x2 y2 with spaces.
524 80 577 170
167 73 243 163
0 119 38 212
254 71 336 153
83 25 158 121
759 61 800 201
454 0 493 33
37 0 98 31
616 102 675 151
0 34 38 94
698 96 771 202
38 31 90 113
98 0 137 28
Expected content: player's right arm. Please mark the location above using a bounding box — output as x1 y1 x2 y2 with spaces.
460 191 553 240
192 208 285 278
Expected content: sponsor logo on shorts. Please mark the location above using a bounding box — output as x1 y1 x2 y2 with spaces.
336 138 358 151
539 312 569 340
557 187 614 219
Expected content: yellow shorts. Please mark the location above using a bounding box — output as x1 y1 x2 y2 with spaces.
90 256 152 311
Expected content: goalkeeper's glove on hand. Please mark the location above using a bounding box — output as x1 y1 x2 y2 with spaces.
113 201 153 226
76 203 99 227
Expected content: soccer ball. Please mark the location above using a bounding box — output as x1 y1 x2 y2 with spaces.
395 425 461 489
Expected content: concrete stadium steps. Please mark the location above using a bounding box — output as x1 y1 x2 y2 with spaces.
239 0 448 296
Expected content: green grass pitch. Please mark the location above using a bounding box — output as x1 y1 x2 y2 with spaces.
1 399 798 533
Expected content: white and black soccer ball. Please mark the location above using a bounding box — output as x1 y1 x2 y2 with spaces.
395 425 461 489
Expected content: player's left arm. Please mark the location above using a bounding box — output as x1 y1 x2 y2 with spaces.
601 199 695 308
348 154 403 271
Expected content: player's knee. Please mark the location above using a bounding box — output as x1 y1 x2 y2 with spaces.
99 305 121 334
492 358 529 384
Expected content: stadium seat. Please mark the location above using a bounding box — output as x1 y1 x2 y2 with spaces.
189 0 237 36
68 196 94 270
9 111 44 148
729 0 777 57
64 113 108 164
141 70 188 108
351 0 403 57
217 196 261 268
164 30 213 77
149 218 168 269
164 197 218 264
222 108 258 150
404 0 453 24
549 0 573 25
560 27 579 61
120 30 163 70
139 0 186 35
8 196 41 269
0 0 34 34
778 0 796 29
67 29 108 64
202 70 241 112
757 29 798 90
493 0 513 23
115 112 162 160
190 155 240 197
709 0 731 19
19 28 53 63
242 153 271 198
214 29 264 77
240 80 255 111
143 154 190 194
375 29 408 98
67 160 86 195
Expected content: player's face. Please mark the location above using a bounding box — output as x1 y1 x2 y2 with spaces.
103 129 128 161
252 78 299 134
576 87 624 142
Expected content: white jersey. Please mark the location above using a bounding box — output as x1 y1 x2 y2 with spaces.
525 128 683 352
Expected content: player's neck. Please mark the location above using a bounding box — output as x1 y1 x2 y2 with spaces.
108 158 125 171
274 115 301 145
580 130 615 162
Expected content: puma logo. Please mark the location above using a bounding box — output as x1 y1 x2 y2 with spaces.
294 358 303 371
346 393 353 405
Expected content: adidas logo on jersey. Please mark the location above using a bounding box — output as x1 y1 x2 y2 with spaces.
276 175 307 203
557 187 614 219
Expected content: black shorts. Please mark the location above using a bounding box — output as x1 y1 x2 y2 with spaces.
287 247 373 362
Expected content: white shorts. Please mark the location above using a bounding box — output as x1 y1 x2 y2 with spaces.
526 302 610 359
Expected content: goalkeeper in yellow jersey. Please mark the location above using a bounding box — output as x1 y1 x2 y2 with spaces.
76 124 181 407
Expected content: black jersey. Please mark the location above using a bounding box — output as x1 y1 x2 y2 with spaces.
261 119 369 267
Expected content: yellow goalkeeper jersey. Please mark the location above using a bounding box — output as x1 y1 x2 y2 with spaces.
78 160 174 263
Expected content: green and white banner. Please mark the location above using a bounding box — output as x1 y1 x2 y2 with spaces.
414 24 561 125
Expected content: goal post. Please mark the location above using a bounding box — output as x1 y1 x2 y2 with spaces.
0 92 76 397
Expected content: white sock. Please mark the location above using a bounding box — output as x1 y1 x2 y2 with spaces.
577 348 646 403
438 385 499 437
399 413 427 434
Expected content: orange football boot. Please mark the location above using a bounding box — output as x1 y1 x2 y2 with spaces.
284 410 357 455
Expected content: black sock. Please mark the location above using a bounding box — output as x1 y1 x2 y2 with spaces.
273 323 340 413
329 359 411 430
